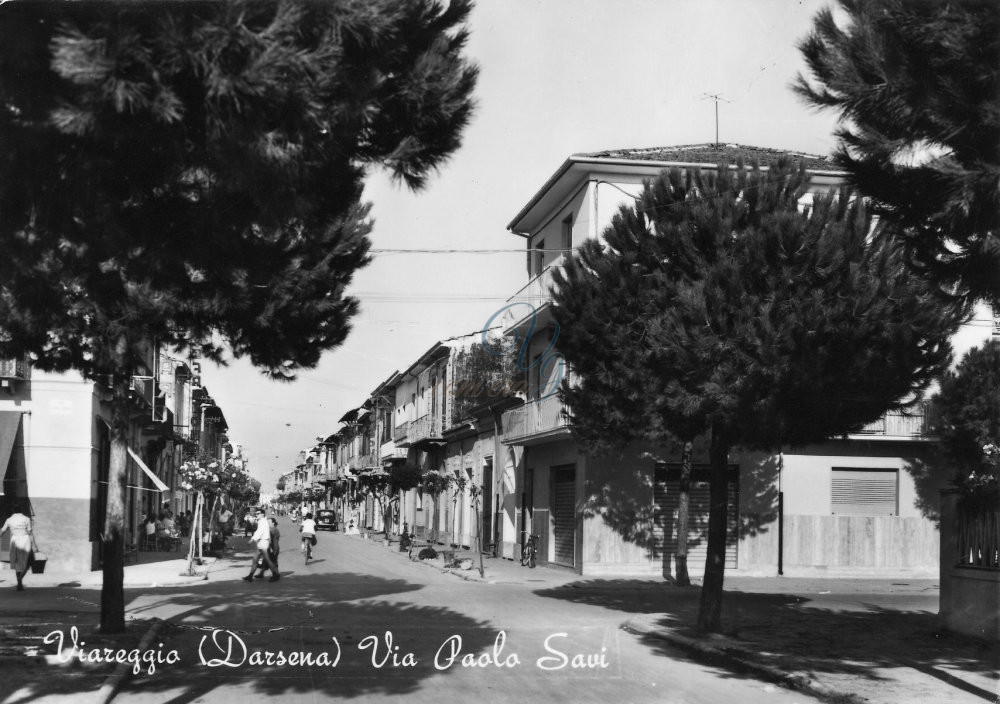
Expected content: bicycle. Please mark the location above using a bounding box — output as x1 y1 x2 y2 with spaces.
302 534 314 563
520 532 538 568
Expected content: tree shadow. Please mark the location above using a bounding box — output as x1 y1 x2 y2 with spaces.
902 452 954 525
535 578 701 615
1 618 149 704
580 445 779 580
536 580 999 696
16 572 499 703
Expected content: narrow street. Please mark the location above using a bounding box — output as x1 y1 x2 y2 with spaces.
105 517 819 704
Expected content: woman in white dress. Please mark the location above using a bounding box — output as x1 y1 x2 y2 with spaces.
1 501 36 591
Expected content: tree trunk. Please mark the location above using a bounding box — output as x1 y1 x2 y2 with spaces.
425 492 435 543
186 491 203 576
474 489 484 577
100 382 129 634
675 441 693 587
383 496 392 537
207 495 220 551
697 426 731 632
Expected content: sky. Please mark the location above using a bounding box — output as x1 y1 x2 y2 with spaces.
205 0 845 489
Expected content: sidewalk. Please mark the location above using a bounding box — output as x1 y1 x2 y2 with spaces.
0 539 267 592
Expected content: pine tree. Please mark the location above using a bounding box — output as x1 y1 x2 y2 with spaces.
552 159 967 632
930 340 1000 513
794 0 1000 305
0 0 477 632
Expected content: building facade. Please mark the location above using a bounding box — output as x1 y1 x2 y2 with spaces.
0 349 230 574
301 143 995 581
499 143 992 578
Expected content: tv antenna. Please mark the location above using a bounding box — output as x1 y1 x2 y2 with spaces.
701 93 732 146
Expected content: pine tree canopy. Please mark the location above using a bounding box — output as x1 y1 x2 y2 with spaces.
794 0 1000 305
552 158 969 455
0 0 478 378
930 340 1000 504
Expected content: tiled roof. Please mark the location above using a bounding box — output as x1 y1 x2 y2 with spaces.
577 143 838 172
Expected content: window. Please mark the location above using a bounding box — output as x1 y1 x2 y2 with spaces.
831 468 898 516
532 239 545 277
561 215 573 252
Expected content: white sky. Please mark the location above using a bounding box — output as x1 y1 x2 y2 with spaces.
206 0 844 489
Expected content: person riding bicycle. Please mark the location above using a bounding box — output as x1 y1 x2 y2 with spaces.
300 513 317 560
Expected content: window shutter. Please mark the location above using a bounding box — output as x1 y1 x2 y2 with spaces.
831 469 898 515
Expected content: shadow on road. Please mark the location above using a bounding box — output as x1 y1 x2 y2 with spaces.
535 580 999 698
7 571 499 703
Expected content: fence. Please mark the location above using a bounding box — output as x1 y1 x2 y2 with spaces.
939 491 1000 641
956 509 1000 570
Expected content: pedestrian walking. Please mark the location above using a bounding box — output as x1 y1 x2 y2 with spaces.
219 505 233 537
243 508 257 538
244 509 278 582
1 501 37 591
253 517 281 579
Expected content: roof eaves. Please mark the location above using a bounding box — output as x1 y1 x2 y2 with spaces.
507 144 849 234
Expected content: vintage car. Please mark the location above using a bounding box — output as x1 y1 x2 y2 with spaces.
315 509 337 531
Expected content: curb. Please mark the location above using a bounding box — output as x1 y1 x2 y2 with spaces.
92 619 166 704
622 618 862 704
359 535 493 582
402 547 493 583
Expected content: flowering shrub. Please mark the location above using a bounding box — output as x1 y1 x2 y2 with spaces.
420 471 452 496
179 457 251 495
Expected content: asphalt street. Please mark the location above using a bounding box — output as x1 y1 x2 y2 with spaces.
103 515 820 704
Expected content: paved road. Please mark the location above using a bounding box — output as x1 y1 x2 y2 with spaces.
106 516 820 704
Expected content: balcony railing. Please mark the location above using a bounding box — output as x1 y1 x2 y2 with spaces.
380 440 406 460
393 422 409 443
348 453 377 472
0 357 29 380
507 264 563 304
501 393 570 443
406 413 442 445
854 403 933 438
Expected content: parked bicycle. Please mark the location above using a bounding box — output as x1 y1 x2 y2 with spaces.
520 532 538 568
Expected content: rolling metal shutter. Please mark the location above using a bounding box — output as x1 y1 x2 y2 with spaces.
552 467 576 566
653 465 739 571
831 468 898 516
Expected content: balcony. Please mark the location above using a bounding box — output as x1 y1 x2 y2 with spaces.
406 413 443 446
850 403 933 440
380 440 407 461
0 357 30 392
501 393 571 446
504 265 564 330
393 421 409 443
348 453 378 472
0 357 29 380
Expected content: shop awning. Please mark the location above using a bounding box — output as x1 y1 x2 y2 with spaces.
0 411 23 495
127 446 168 492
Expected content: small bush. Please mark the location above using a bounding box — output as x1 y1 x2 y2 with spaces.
417 547 437 560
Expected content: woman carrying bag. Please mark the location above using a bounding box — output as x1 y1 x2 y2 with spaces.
1 500 36 591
